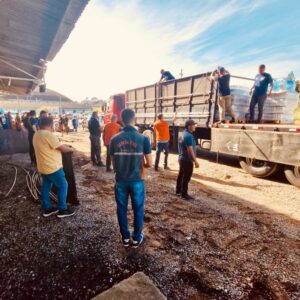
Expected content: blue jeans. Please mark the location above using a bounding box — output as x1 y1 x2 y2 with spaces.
41 168 68 212
115 181 145 241
155 142 169 169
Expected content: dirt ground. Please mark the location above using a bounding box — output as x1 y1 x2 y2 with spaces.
0 130 299 300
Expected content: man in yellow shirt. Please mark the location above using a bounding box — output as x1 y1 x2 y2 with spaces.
33 117 75 218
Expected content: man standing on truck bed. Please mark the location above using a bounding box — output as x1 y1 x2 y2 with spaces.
103 114 121 172
160 69 175 82
176 119 199 200
88 111 105 167
249 64 273 123
110 109 152 248
213 67 235 123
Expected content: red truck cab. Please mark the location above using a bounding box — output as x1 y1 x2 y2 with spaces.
103 93 125 125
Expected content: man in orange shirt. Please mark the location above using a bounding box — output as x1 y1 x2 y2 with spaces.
103 114 121 172
153 113 172 171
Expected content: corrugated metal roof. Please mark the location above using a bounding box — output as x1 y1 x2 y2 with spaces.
0 0 89 95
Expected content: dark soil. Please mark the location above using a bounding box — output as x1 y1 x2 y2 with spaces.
0 154 300 300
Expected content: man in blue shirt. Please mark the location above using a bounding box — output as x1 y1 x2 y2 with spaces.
160 69 175 82
249 64 273 123
110 109 152 248
176 119 199 200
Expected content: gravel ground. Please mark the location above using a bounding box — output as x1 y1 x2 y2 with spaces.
0 130 299 299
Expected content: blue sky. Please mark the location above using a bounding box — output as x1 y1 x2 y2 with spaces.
46 0 300 100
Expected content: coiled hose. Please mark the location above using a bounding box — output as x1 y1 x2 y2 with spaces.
1 163 57 202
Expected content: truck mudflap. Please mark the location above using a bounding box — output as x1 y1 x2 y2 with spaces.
211 128 300 167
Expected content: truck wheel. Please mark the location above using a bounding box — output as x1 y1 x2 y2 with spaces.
284 165 300 188
239 157 279 178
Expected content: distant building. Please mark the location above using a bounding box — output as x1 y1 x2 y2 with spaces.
0 89 94 114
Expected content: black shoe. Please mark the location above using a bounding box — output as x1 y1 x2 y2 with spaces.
43 208 59 217
97 161 106 167
57 207 75 218
176 191 181 195
182 194 194 200
164 166 171 170
154 167 159 171
122 238 130 248
230 117 235 123
132 234 144 248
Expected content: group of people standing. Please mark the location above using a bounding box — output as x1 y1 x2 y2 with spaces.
0 112 22 130
91 109 199 248
31 64 274 249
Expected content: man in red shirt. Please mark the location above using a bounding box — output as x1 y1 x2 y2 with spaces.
153 114 172 171
103 114 121 172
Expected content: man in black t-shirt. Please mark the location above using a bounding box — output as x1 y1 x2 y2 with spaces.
88 111 105 167
249 64 273 123
24 110 38 164
213 67 235 123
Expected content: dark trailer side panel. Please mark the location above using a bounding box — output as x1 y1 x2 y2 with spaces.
211 128 300 167
125 72 218 128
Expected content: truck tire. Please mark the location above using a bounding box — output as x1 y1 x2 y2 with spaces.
284 165 300 188
239 157 279 178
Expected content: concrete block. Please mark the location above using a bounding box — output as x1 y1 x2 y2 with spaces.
92 272 166 300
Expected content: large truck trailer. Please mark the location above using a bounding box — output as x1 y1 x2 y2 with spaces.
105 72 300 188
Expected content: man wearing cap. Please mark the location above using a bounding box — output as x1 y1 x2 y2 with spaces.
176 119 199 200
249 64 273 123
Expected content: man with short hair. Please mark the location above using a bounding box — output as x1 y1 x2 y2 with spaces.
160 69 175 82
176 119 199 200
249 64 273 123
213 67 235 123
72 115 79 132
153 113 171 171
103 114 121 172
110 109 152 248
33 117 75 218
88 111 105 167
38 110 48 128
24 110 38 164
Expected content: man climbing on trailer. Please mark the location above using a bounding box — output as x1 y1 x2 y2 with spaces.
249 64 273 123
212 67 235 123
176 119 199 200
160 69 175 82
